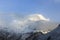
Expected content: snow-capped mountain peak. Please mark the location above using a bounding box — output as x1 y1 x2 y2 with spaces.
28 14 50 21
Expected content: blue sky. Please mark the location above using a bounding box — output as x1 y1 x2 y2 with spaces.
0 0 60 22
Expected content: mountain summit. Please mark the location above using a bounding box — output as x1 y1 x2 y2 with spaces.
27 14 50 21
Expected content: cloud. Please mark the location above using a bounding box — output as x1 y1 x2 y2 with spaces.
0 13 58 34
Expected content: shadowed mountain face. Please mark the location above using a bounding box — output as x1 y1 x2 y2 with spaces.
44 24 60 40
25 24 60 40
0 30 43 40
0 24 60 40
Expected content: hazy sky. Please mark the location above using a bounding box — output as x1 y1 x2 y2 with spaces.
0 0 60 22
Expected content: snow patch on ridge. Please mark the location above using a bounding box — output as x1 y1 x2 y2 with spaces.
27 14 50 21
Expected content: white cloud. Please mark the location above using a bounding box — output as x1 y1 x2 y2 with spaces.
0 13 58 34
7 14 58 33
